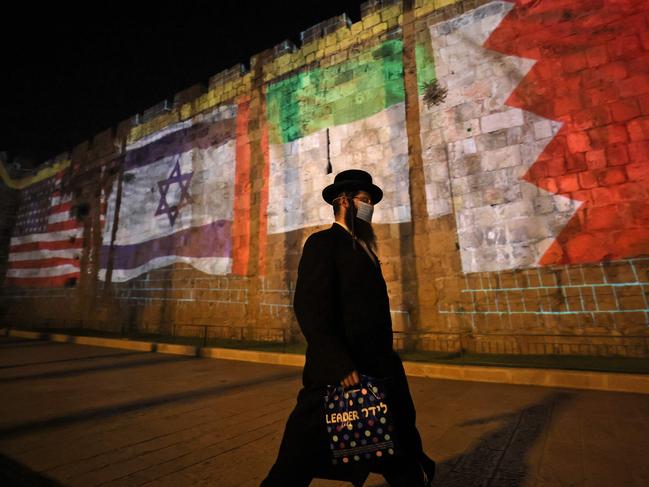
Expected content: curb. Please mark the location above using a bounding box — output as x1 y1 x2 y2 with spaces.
3 328 648 394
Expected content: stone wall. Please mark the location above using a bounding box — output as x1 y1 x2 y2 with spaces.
1 0 648 357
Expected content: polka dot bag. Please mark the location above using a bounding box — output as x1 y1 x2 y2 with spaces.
323 374 396 465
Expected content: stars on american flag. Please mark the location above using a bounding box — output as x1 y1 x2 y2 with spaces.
14 177 56 236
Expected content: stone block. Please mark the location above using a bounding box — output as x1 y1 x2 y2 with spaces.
566 132 592 153
480 109 525 134
481 145 522 172
585 44 609 67
627 116 649 141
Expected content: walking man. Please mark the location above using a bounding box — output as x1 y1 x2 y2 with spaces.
261 169 435 486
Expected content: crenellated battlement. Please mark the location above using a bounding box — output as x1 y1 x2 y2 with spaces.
4 0 460 174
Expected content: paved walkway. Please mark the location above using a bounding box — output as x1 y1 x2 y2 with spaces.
0 336 647 487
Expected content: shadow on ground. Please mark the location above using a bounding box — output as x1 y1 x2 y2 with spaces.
370 392 573 487
434 392 572 486
0 351 144 370
0 354 195 384
0 453 65 486
0 370 300 440
0 339 56 349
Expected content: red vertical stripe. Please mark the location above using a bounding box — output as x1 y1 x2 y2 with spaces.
231 98 251 276
258 89 270 276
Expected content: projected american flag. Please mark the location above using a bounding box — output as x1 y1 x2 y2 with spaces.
5 171 85 287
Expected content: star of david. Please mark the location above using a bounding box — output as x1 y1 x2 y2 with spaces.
155 160 193 226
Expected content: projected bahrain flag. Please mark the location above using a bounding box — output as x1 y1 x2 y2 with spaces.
420 0 649 272
485 0 649 266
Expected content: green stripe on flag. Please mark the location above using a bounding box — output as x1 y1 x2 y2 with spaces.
266 39 435 145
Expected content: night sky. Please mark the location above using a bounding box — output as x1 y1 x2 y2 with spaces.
2 1 366 168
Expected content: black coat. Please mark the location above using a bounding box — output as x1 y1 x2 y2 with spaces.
262 223 427 485
296 223 394 386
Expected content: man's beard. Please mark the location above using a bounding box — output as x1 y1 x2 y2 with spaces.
345 206 377 253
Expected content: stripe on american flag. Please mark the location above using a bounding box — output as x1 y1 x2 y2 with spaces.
5 171 105 288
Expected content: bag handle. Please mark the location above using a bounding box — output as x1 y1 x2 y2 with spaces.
325 375 380 402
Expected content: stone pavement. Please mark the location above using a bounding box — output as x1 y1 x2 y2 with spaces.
0 336 647 487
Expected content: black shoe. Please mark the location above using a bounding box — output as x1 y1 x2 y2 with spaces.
419 454 436 487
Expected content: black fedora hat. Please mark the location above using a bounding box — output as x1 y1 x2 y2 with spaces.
322 169 383 205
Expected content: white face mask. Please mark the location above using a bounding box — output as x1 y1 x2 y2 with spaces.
355 200 374 223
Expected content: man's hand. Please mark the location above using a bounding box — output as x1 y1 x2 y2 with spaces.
340 370 360 388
